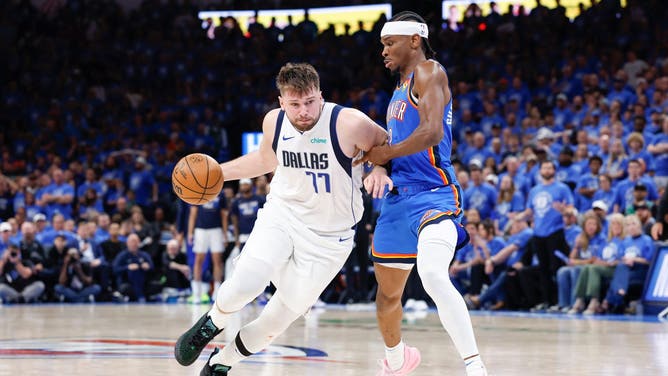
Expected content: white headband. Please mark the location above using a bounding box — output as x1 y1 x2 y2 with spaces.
380 21 429 38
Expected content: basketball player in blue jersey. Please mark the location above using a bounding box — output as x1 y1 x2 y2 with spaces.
187 194 228 304
355 12 487 376
229 178 265 251
174 63 389 375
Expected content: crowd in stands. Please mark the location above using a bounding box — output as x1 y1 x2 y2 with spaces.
1 0 668 314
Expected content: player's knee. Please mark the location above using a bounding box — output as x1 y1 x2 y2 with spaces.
375 287 402 312
417 263 451 293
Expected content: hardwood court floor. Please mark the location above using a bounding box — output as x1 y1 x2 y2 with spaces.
1 303 667 375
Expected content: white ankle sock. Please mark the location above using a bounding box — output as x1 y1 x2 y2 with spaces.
191 280 200 300
385 340 405 371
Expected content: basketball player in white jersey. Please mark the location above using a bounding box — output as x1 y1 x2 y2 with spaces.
174 62 389 375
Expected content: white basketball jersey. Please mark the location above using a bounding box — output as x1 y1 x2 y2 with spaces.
268 102 363 232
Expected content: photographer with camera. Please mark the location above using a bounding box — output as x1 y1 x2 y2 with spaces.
53 247 101 303
0 244 45 304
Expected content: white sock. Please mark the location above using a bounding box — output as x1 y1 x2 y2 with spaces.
191 280 200 300
385 340 405 371
200 281 209 297
417 221 482 360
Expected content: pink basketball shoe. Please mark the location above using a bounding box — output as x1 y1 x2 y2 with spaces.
376 345 421 376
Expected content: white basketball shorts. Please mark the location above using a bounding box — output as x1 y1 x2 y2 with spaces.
234 200 355 314
193 227 225 254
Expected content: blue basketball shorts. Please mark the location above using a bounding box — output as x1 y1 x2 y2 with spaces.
371 186 469 264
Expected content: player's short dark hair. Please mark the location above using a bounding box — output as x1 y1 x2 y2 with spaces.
388 11 436 59
275 63 320 95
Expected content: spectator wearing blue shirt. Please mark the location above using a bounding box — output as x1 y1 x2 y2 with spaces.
555 146 580 190
590 133 610 162
602 215 655 313
463 132 493 166
37 213 77 248
562 208 583 250
40 169 75 220
467 219 533 310
647 117 668 189
520 160 574 309
573 143 591 175
487 136 504 166
492 175 524 233
626 132 655 173
575 156 603 213
94 214 111 244
498 156 529 198
76 168 106 206
592 175 615 215
127 156 157 210
554 213 605 312
449 222 485 296
612 159 659 213
112 233 154 302
606 72 636 111
78 188 104 221
22 191 43 222
455 110 480 147
602 138 628 182
569 213 626 314
553 93 574 129
479 101 505 135
464 160 497 220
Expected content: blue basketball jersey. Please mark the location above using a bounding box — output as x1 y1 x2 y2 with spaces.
386 66 459 192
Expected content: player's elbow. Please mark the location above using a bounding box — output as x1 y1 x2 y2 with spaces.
424 126 444 146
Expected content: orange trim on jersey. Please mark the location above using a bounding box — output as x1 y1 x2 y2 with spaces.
406 89 419 108
417 211 454 234
428 147 450 185
450 184 462 217
371 243 417 259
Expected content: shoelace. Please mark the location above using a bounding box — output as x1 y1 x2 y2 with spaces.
191 324 216 347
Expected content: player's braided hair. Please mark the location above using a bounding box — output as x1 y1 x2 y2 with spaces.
389 11 436 59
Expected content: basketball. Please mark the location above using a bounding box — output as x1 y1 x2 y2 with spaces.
172 153 224 205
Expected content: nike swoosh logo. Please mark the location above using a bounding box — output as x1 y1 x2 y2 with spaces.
339 236 353 242
431 187 440 192
282 135 295 141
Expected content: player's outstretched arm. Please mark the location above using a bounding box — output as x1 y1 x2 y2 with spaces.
357 60 448 166
219 109 280 181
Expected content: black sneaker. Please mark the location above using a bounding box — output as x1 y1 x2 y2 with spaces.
200 347 231 376
174 313 223 366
